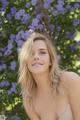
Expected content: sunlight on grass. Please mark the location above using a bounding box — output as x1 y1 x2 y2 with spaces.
74 31 80 41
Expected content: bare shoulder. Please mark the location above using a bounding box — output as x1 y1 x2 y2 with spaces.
60 70 80 93
61 70 80 82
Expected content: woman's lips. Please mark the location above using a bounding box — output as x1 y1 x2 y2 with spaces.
32 63 43 66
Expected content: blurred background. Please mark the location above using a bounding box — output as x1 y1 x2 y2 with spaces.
0 0 80 120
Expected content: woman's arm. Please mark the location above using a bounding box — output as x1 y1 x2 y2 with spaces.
63 71 80 120
23 96 40 120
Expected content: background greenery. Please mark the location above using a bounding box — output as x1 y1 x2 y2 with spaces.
0 0 80 120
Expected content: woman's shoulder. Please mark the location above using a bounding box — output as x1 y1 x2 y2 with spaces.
60 70 80 93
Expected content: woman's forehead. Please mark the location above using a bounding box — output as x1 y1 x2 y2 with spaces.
32 40 47 50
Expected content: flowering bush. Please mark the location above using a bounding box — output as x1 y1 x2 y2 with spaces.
0 0 80 120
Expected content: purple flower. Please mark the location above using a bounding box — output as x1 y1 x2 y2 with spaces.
15 30 29 43
56 4 64 11
3 41 13 55
0 0 9 6
31 0 38 6
44 2 50 9
0 80 9 87
6 13 12 20
15 32 22 42
72 19 80 26
57 0 64 5
21 13 31 24
44 0 53 9
52 9 59 16
68 45 76 52
37 24 43 30
0 0 9 12
15 9 25 20
11 115 20 120
10 34 16 42
56 26 61 32
49 24 55 31
7 42 13 50
25 2 31 8
4 49 12 56
0 63 6 71
0 0 9 8
10 61 16 70
65 32 75 39
29 18 40 29
17 40 24 48
66 4 71 10
7 82 17 95
10 7 17 16
74 3 80 9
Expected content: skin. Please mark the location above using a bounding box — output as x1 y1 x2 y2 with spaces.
24 40 80 120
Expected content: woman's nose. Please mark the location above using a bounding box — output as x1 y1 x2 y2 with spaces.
33 53 39 60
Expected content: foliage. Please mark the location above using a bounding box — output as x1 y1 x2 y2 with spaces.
0 0 80 120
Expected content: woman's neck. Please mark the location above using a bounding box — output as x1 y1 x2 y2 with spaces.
32 71 51 94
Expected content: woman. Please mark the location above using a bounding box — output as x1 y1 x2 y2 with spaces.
18 32 80 120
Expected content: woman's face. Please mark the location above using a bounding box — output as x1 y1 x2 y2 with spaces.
27 40 51 74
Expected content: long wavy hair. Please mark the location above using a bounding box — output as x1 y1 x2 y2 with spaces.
18 32 63 102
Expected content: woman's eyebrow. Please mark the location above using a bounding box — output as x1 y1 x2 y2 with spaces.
38 48 47 51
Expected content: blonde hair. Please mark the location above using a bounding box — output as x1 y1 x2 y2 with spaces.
18 32 63 102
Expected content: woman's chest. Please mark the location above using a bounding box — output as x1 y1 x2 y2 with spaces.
33 94 69 120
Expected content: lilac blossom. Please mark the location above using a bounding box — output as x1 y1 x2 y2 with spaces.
36 13 43 19
65 32 75 39
6 13 12 20
49 24 55 32
25 2 31 8
31 0 38 6
56 26 61 32
7 82 17 95
68 45 76 52
16 30 34 48
0 0 9 11
57 0 64 5
0 48 4 53
0 80 9 87
4 41 13 55
29 18 40 29
56 4 65 12
10 34 16 42
37 24 43 30
73 3 80 9
4 49 12 55
21 13 31 24
10 61 16 70
11 115 20 120
0 63 7 71
52 9 59 16
7 42 13 50
66 4 71 10
44 1 50 9
17 40 24 48
10 7 17 16
72 19 80 26
44 0 53 9
15 9 25 20
15 30 26 41
77 41 80 45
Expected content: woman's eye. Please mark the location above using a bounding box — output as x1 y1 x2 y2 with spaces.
40 51 46 54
